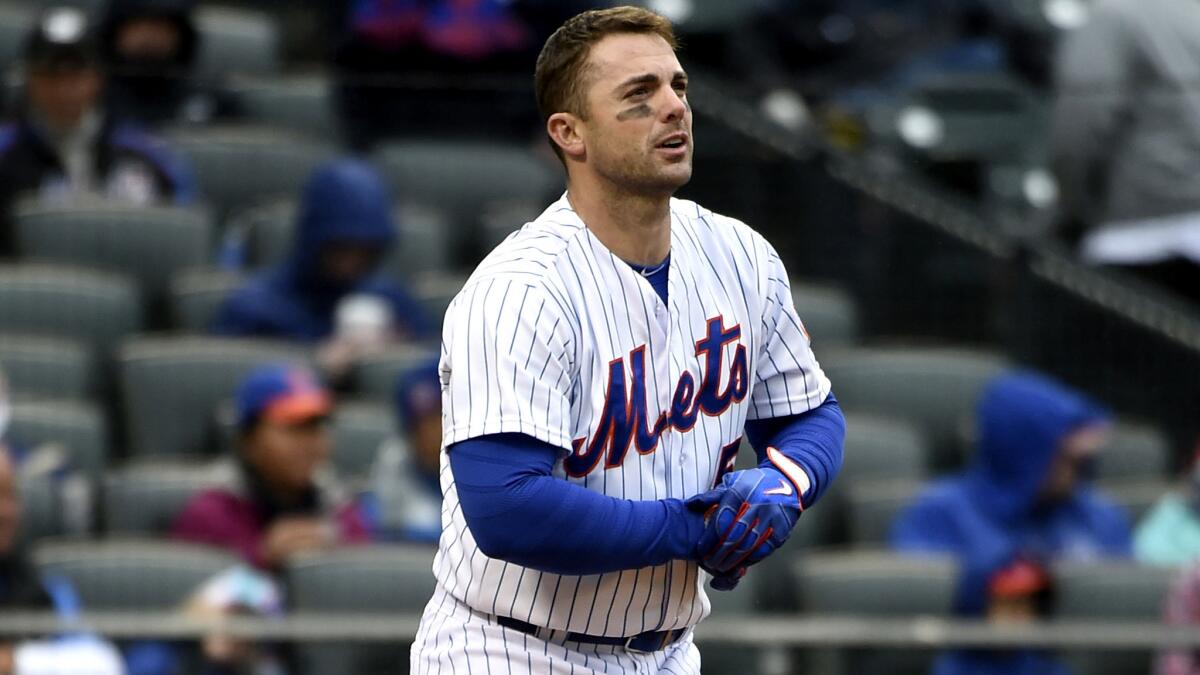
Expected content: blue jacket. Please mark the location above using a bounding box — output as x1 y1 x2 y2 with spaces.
932 649 1073 675
890 372 1132 675
891 371 1132 614
212 160 433 342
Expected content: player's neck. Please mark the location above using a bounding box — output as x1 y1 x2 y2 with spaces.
566 181 671 266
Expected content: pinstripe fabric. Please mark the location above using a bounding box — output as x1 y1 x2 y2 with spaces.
415 194 830 668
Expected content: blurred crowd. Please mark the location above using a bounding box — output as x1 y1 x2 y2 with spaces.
0 1 1197 675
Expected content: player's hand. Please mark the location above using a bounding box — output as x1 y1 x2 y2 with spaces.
260 517 334 568
690 467 803 575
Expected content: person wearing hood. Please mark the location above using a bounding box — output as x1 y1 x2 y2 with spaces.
891 370 1132 675
361 358 443 543
171 364 370 571
0 6 197 255
211 159 433 379
99 0 237 128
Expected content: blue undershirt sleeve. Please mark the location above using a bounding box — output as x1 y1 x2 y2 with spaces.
449 433 707 575
743 393 845 508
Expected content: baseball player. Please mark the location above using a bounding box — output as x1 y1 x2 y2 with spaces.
411 6 845 674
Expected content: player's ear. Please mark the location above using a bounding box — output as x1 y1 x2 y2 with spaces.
547 112 586 160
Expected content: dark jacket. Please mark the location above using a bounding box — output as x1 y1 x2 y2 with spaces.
100 0 237 128
211 159 432 342
0 114 197 254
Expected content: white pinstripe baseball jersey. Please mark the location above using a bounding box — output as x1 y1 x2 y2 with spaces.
427 193 831 638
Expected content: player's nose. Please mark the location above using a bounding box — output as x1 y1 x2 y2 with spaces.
660 88 687 123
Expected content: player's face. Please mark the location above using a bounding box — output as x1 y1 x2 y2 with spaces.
578 32 692 194
243 417 332 494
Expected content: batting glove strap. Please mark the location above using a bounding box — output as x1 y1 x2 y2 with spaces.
694 467 803 574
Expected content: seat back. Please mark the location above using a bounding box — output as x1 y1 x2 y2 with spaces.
0 335 92 401
169 268 246 333
119 336 310 457
14 202 212 306
34 539 240 610
104 460 234 534
822 347 1009 470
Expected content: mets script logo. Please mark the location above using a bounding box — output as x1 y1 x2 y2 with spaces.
565 316 748 477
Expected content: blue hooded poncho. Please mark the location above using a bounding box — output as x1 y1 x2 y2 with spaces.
212 159 433 342
890 371 1132 675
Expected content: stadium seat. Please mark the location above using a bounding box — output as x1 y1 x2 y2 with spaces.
169 268 246 333
793 550 957 675
821 347 1010 471
1054 559 1174 675
223 200 454 278
0 335 91 401
164 126 337 218
411 271 467 328
104 460 233 535
1096 422 1172 484
33 539 240 610
330 402 395 479
235 75 338 140
0 3 32 78
15 474 58 545
1101 480 1171 528
9 400 107 481
119 336 310 458
845 478 925 546
287 545 438 675
351 344 440 402
194 6 280 80
791 281 861 348
840 414 930 482
13 202 212 306
0 264 142 377
370 139 560 238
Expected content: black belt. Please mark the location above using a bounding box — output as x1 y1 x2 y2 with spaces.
496 616 688 654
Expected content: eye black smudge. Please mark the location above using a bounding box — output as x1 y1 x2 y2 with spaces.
617 104 653 121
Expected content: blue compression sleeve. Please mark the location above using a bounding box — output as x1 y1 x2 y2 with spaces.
449 433 706 575
743 393 845 508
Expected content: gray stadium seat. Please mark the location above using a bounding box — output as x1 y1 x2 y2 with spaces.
1054 559 1175 675
104 460 233 534
33 539 240 610
169 268 246 333
1096 422 1172 484
223 200 454 279
9 400 107 480
234 75 337 140
351 344 440 401
1101 481 1171 529
791 281 861 348
845 478 925 546
15 474 58 545
0 3 32 77
194 6 280 80
13 202 212 305
330 402 395 479
164 126 337 218
411 271 466 328
0 334 91 401
0 264 142 375
370 139 560 237
841 414 930 482
821 347 1010 471
287 545 438 675
119 336 310 458
794 550 957 675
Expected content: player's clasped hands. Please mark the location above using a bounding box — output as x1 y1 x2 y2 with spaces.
686 468 804 591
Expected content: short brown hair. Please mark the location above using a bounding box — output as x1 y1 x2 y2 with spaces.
534 7 677 154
